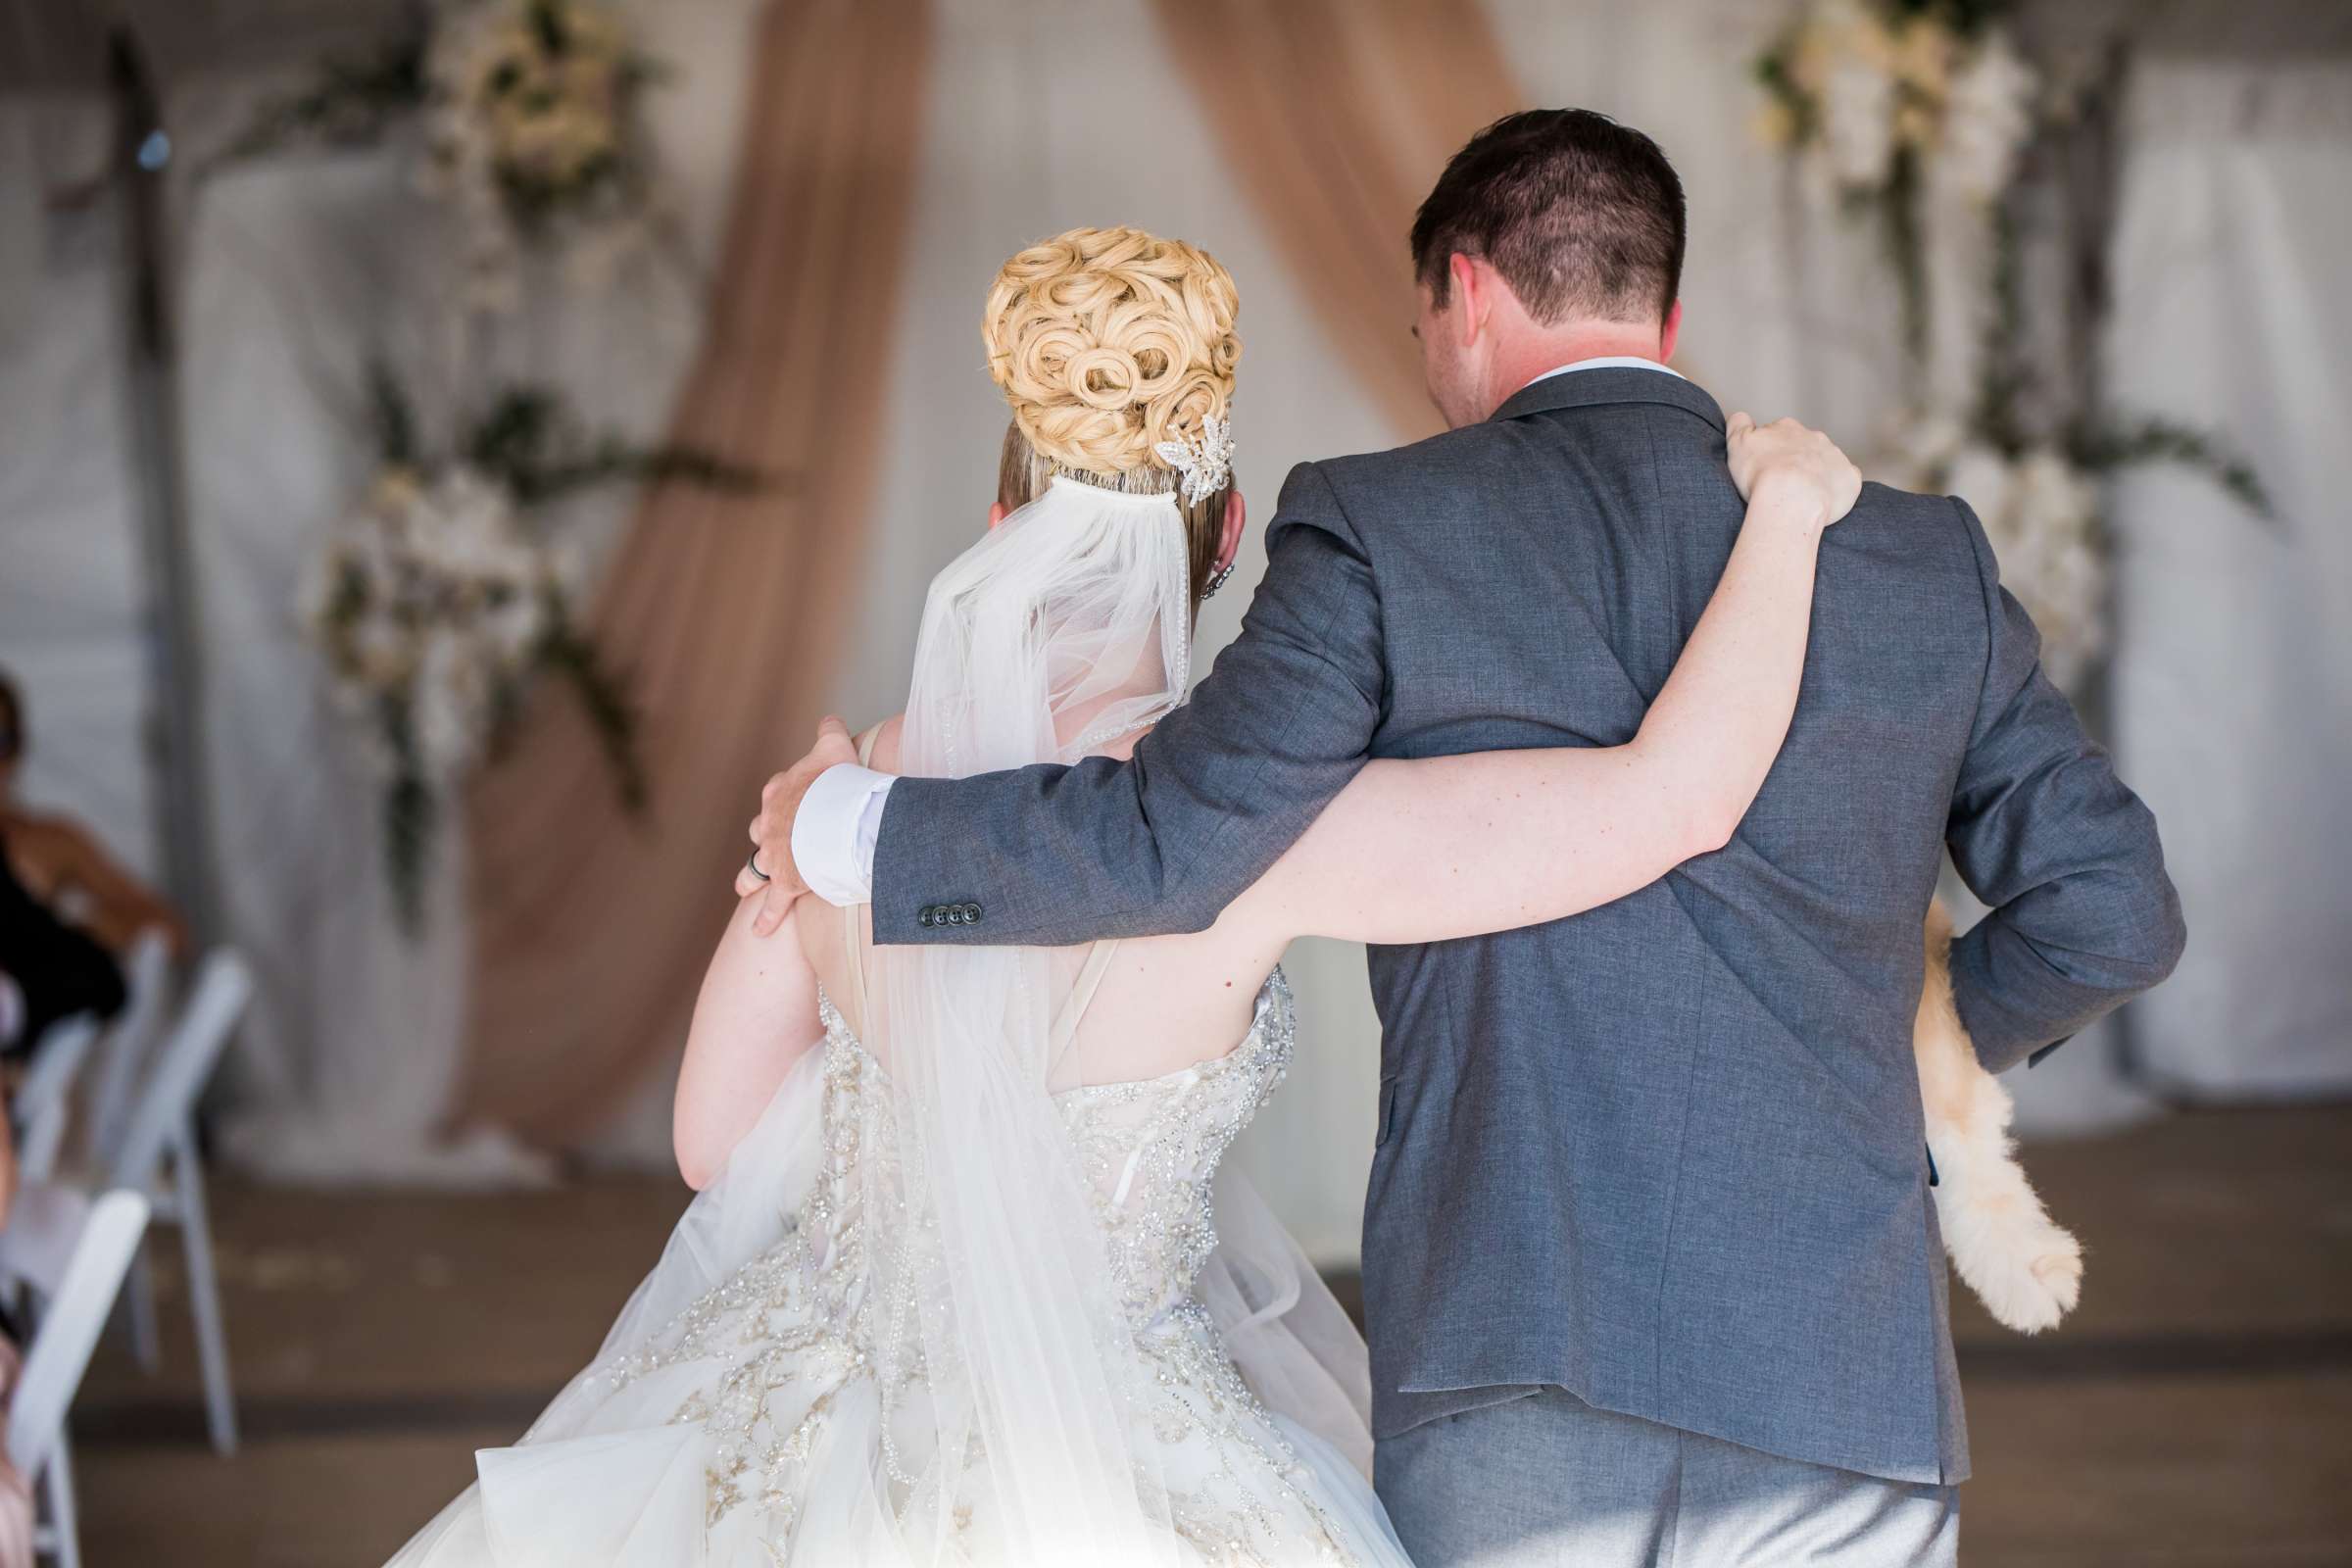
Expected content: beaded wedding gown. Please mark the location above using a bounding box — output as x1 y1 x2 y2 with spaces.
386 474 1410 1566
385 951 1409 1567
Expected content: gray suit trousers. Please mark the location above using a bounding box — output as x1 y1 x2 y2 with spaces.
1375 1389 1959 1568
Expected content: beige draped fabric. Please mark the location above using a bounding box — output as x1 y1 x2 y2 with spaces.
456 0 934 1144
1149 0 1523 441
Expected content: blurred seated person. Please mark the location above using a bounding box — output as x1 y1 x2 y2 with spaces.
0 671 187 955
0 671 184 1059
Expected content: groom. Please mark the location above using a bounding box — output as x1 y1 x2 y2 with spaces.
749 111 2181 1565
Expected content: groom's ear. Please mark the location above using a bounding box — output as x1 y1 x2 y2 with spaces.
1448 253 1486 345
1660 299 1684 363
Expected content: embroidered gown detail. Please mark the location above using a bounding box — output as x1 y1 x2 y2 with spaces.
383 960 1410 1566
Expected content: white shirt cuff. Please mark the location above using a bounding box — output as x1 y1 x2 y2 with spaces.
792 763 895 906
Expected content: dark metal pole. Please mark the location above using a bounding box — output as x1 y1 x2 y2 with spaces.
110 27 219 947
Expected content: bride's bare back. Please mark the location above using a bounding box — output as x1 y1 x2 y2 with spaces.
796 715 1284 1090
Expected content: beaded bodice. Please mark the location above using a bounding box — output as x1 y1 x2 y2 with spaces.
588 964 1372 1555
813 966 1294 1329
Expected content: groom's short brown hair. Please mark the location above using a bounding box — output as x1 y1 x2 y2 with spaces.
1411 109 1685 325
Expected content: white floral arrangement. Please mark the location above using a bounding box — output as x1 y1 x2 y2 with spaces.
301 463 595 924
298 376 755 929
219 9 743 931
422 0 662 308
1962 448 2106 693
1754 0 2037 205
216 0 665 311
302 465 560 788
1886 416 2107 692
1756 2 2269 699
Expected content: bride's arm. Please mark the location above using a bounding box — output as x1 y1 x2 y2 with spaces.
673 892 827 1189
1233 416 1860 948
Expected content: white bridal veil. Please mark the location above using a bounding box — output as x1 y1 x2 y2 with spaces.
858 471 1375 1558
868 474 1200 1564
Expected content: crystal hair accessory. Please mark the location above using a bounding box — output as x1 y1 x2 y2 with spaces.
1153 413 1236 506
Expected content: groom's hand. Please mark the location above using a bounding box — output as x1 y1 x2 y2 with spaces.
741 715 858 935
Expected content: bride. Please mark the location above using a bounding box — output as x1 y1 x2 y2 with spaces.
385 225 1859 1567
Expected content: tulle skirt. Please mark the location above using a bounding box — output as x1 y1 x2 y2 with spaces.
382 1049 1412 1567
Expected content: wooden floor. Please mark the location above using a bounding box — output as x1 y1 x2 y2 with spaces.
74 1104 2352 1566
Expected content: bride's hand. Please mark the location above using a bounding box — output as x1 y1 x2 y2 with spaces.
1725 413 1863 532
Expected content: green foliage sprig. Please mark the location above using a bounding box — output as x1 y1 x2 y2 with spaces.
211 29 431 172
351 367 767 927
2069 417 2274 519
1969 207 2275 522
460 387 763 506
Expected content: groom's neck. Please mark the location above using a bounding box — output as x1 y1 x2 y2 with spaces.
1481 320 1671 418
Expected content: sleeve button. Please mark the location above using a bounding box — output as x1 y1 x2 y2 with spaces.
916 906 934 928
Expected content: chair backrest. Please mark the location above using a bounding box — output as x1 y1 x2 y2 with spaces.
12 1016 100 1186
90 928 176 1166
0 1183 92 1303
5 1190 150 1476
108 950 250 1194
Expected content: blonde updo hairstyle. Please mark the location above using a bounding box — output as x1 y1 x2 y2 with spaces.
985 225 1241 606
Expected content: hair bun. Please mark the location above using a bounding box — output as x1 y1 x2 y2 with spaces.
983 226 1241 480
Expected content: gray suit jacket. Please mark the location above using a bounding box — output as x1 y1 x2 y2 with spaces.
869 368 2184 1485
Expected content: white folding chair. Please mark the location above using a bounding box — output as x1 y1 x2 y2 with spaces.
7 1191 151 1568
69 932 177 1373
107 950 249 1455
12 1018 99 1188
0 1187 91 1309
87 930 174 1167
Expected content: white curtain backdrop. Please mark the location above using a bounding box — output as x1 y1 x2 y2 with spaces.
164 0 762 1181
2102 57 2352 1099
0 96 158 883
177 135 518 1182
